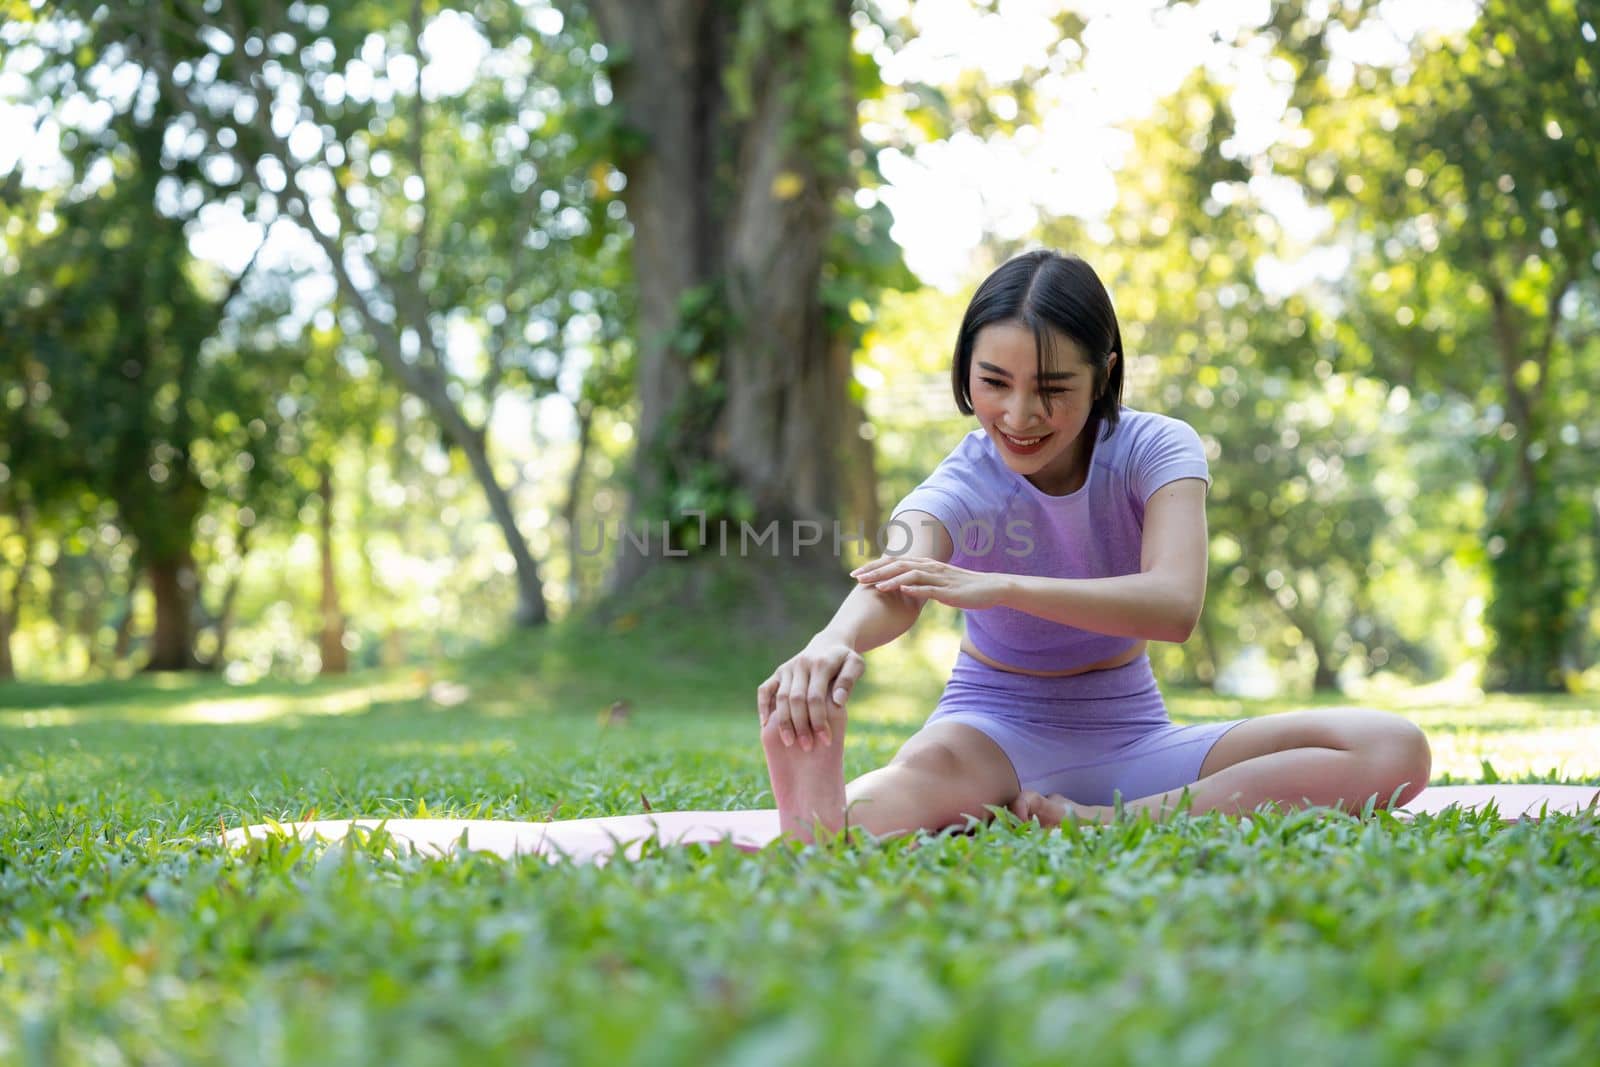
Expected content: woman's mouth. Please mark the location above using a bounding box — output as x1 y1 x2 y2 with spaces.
997 428 1052 456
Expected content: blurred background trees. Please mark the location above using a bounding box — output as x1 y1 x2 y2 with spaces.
1275 0 1599 691
1 0 1595 694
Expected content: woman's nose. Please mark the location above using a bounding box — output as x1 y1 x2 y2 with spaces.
1008 392 1043 424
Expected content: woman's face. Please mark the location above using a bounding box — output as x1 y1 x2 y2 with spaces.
968 321 1110 494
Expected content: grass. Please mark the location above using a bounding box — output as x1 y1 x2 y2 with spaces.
2 605 1598 1065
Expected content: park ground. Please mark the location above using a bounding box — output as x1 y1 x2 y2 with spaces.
2 609 1597 1065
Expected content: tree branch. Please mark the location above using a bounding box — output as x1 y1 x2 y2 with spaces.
483 179 547 404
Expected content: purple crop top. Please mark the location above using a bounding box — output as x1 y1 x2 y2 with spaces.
891 406 1211 672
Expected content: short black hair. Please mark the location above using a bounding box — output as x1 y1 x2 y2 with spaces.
951 249 1125 436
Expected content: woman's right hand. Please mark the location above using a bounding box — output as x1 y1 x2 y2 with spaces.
757 636 865 751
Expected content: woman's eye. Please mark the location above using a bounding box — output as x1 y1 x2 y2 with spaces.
979 377 1065 396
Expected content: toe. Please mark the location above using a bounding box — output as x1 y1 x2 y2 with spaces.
1038 793 1073 826
1010 790 1042 821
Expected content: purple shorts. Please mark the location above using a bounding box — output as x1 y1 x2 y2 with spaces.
925 651 1248 807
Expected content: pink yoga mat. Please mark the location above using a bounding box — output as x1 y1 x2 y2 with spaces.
224 810 778 867
223 785 1598 867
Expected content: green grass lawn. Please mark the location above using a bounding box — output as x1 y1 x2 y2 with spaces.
2 612 1598 1065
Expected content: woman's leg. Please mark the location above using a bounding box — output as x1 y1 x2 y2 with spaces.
1015 707 1432 825
844 721 1022 838
763 716 1020 842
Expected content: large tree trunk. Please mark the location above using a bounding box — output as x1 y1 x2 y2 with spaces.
833 332 882 543
1483 469 1582 691
318 463 348 674
145 553 199 671
1479 277 1581 692
589 0 861 596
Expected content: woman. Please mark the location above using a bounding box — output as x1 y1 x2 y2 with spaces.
757 250 1431 841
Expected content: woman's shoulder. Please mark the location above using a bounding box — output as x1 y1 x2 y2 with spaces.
925 428 1000 472
1101 405 1211 497
1110 404 1198 435
1105 406 1204 454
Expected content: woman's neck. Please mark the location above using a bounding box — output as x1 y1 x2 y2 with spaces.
1026 421 1097 496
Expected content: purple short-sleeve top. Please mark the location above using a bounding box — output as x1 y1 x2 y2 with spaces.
891 406 1211 672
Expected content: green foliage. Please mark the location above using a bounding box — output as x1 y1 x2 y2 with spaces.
0 104 300 577
1029 69 1454 691
1484 468 1594 692
1276 0 1600 689
7 0 640 641
725 0 857 184
639 280 751 544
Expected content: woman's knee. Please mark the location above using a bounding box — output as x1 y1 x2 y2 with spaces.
892 724 1020 795
1356 712 1431 806
1329 707 1430 759
892 738 966 777
1361 710 1430 766
1389 717 1432 794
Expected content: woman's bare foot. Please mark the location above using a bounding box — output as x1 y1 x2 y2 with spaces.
761 714 847 842
1010 789 1115 827
761 710 851 844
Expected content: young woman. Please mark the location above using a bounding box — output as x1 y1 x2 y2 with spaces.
757 250 1431 841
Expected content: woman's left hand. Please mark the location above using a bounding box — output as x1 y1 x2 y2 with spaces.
849 555 1007 611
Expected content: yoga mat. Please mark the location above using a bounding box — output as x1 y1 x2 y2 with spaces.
1390 783 1600 821
225 810 779 867
223 784 1599 867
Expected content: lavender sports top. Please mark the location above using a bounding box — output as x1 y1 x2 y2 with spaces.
891 406 1211 672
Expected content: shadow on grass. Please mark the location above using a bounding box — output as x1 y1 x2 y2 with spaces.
0 669 407 715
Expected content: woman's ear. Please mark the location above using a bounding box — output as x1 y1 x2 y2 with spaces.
1101 351 1120 399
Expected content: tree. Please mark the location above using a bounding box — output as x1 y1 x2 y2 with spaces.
1034 70 1477 691
1274 0 1600 689
578 0 913 595
25 0 640 627
0 102 302 669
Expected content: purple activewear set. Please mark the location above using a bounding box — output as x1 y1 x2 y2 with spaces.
892 406 1247 807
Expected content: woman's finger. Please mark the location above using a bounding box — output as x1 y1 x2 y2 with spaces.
757 676 779 723
783 672 810 748
804 669 832 747
773 671 797 746
854 556 919 581
832 652 865 707
875 565 930 591
1011 790 1043 821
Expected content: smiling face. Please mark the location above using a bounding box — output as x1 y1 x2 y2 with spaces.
968 321 1114 496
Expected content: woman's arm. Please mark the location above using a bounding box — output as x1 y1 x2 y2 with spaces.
814 510 954 652
995 478 1208 643
758 511 954 749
